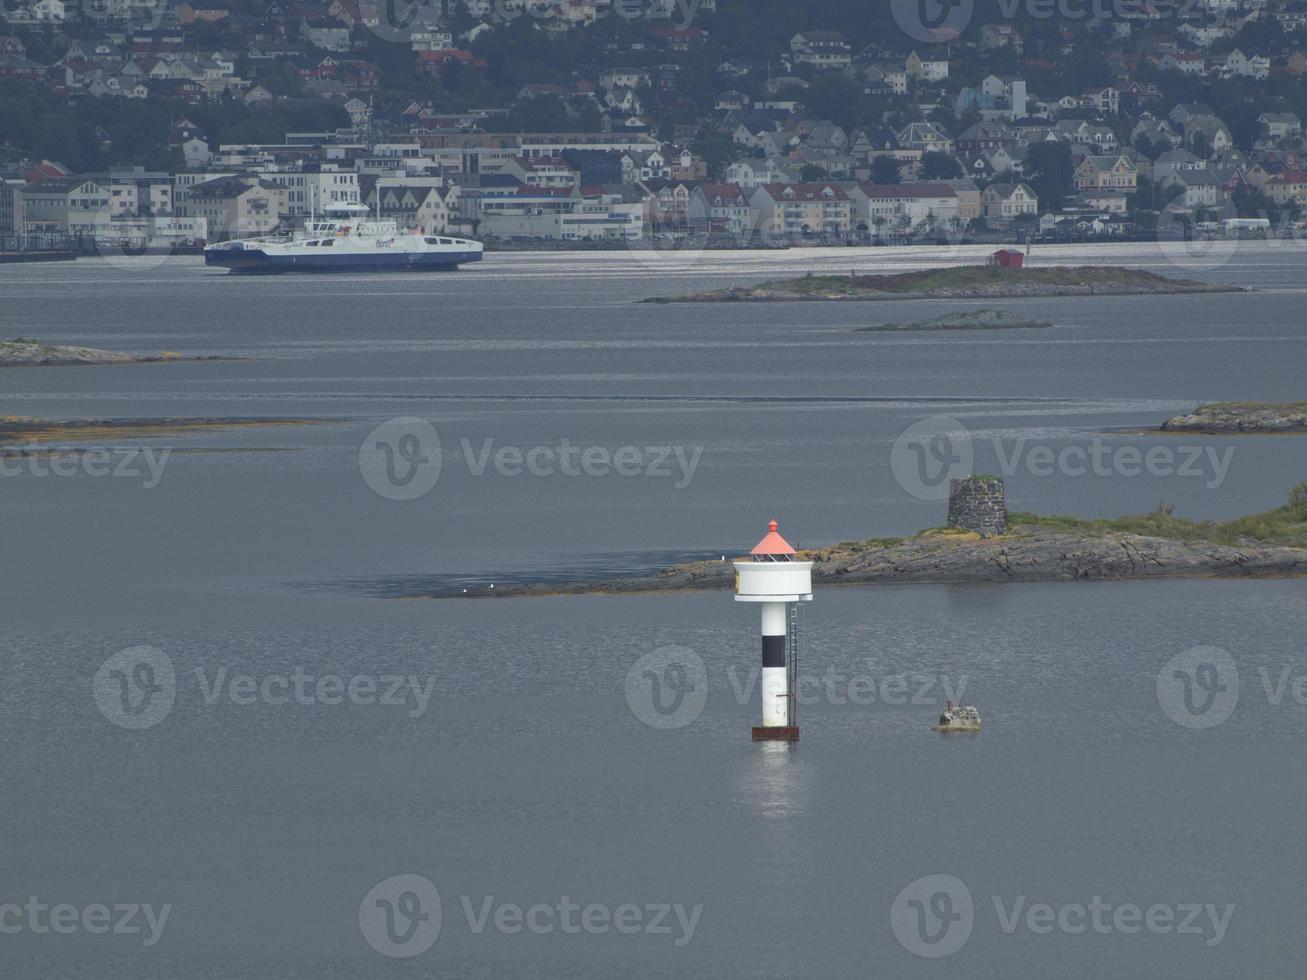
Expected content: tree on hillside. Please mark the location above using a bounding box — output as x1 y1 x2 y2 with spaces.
1023 141 1076 212
496 95 572 133
1233 185 1296 226
800 73 866 132
1128 177 1179 216
920 151 963 180
871 154 902 184
690 133 739 179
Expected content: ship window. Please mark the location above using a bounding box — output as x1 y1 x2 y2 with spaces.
320 239 334 246
305 240 318 246
439 237 453 244
424 237 440 245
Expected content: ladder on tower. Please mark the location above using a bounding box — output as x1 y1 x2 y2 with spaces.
786 601 801 729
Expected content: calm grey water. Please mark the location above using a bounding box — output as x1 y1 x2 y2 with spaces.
1 243 1305 977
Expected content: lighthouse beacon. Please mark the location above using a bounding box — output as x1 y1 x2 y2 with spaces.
734 520 813 742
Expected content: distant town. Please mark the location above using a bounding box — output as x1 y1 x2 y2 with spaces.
3 0 1307 251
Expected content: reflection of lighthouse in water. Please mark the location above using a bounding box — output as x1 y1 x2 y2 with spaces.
734 520 813 742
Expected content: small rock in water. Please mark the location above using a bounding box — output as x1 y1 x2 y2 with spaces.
861 309 1053 332
1162 402 1307 433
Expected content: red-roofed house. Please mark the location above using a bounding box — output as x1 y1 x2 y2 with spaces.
1266 170 1307 207
416 49 485 79
24 160 72 183
341 60 380 90
650 27 707 50
687 182 752 236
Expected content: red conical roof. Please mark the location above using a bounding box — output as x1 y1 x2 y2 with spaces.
751 519 795 556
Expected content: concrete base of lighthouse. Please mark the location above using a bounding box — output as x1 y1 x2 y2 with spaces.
751 726 800 742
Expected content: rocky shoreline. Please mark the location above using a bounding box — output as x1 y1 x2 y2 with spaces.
0 340 214 367
1162 402 1307 434
0 415 320 446
431 527 1307 598
645 265 1245 304
431 474 1307 598
859 309 1052 331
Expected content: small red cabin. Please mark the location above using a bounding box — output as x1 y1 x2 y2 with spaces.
990 248 1025 269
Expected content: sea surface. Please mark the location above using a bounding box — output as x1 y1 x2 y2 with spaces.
0 242 1304 977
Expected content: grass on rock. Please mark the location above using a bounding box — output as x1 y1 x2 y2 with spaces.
1010 481 1307 547
782 265 1196 294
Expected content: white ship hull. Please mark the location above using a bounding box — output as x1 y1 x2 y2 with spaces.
204 209 483 273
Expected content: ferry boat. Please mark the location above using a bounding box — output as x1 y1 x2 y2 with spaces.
932 702 981 733
204 203 483 273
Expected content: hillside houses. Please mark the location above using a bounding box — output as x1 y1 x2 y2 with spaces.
6 0 1307 250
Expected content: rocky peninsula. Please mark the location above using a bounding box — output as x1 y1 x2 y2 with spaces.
859 309 1052 331
433 481 1307 598
645 265 1245 304
0 340 209 367
1162 402 1307 434
0 415 319 446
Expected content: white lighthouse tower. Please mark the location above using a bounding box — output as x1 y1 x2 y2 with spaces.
734 520 813 742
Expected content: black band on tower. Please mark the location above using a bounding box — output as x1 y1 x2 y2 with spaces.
761 635 786 668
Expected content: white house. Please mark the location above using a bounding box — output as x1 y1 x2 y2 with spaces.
1259 113 1302 140
599 67 650 90
687 183 753 237
906 50 949 82
182 137 211 167
258 169 358 219
186 176 286 239
1171 171 1221 208
1223 49 1270 80
19 177 108 233
31 0 67 22
849 182 960 232
748 182 852 238
789 32 851 71
724 158 794 189
981 182 1039 223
